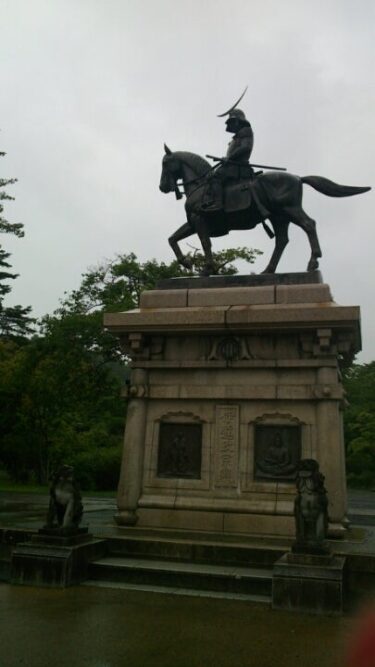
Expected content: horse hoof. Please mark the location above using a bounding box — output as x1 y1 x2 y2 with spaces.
181 259 193 270
200 265 217 277
307 259 319 272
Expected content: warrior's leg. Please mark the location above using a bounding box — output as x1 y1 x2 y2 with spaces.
201 176 223 212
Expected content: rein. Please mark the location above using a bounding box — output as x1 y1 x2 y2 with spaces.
173 160 219 198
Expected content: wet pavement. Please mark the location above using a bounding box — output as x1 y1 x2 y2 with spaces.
0 581 360 667
1 489 375 666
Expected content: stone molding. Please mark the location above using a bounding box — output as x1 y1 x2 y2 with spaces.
146 383 344 401
253 412 303 425
105 304 360 362
139 283 333 309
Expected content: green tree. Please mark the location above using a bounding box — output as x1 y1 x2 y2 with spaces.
0 327 125 486
343 362 375 488
0 148 33 339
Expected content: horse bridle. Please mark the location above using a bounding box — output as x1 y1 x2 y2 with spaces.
166 157 218 199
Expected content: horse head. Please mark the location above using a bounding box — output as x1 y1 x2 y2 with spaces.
159 144 182 194
159 146 211 195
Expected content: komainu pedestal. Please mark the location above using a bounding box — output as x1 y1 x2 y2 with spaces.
104 272 361 539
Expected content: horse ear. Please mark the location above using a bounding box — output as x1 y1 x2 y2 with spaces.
164 143 172 155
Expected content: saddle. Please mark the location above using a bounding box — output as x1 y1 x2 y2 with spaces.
224 181 252 213
201 175 274 238
226 177 272 221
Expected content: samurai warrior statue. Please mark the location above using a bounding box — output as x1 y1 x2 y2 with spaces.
203 88 254 212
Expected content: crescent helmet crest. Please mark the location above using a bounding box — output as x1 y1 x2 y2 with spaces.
217 86 248 117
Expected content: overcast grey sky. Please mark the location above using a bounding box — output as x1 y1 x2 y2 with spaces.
1 0 374 359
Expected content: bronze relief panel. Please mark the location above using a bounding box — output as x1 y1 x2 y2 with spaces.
157 422 202 479
254 425 301 482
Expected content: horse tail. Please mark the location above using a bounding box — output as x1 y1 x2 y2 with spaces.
301 175 371 198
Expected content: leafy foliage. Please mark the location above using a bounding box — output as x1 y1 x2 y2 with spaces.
0 329 125 486
0 150 34 340
343 362 375 488
0 150 23 238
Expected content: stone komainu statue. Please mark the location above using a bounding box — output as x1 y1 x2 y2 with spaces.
293 459 329 554
45 465 83 529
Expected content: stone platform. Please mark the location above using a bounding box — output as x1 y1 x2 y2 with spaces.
11 528 107 587
104 273 361 539
272 552 346 615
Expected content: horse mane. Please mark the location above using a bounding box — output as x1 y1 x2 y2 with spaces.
173 151 211 176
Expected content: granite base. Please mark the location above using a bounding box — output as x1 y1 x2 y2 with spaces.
272 552 346 615
11 533 106 587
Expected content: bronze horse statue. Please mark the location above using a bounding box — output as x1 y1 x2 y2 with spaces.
159 145 370 275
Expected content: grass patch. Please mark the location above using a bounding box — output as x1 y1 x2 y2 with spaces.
0 469 115 498
0 482 116 498
0 470 46 494
0 482 48 494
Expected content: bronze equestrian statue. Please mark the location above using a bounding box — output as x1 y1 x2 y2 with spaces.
159 90 371 276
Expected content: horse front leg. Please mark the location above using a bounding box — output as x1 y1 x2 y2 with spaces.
196 218 216 276
168 222 194 269
261 219 289 273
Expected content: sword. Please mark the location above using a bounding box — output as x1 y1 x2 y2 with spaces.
206 155 287 171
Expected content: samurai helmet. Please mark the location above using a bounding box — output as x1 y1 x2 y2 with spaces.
217 87 250 128
226 108 248 123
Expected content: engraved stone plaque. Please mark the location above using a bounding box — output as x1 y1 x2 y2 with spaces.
157 423 202 479
254 425 301 482
214 405 239 487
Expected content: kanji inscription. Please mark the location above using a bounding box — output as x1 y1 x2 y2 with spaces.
214 405 239 487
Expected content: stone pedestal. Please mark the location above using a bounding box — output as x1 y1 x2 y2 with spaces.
11 528 106 587
104 272 360 539
272 552 346 615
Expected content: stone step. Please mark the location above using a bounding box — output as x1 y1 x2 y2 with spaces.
105 533 285 569
83 579 271 603
88 556 273 596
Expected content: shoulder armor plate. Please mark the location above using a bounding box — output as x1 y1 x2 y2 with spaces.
237 126 253 138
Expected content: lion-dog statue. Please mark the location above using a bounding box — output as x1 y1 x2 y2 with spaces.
45 465 83 530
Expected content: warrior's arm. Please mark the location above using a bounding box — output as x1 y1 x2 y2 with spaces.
226 136 254 161
228 145 251 160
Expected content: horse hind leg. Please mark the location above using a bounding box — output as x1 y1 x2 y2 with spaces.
284 206 322 271
262 219 290 274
